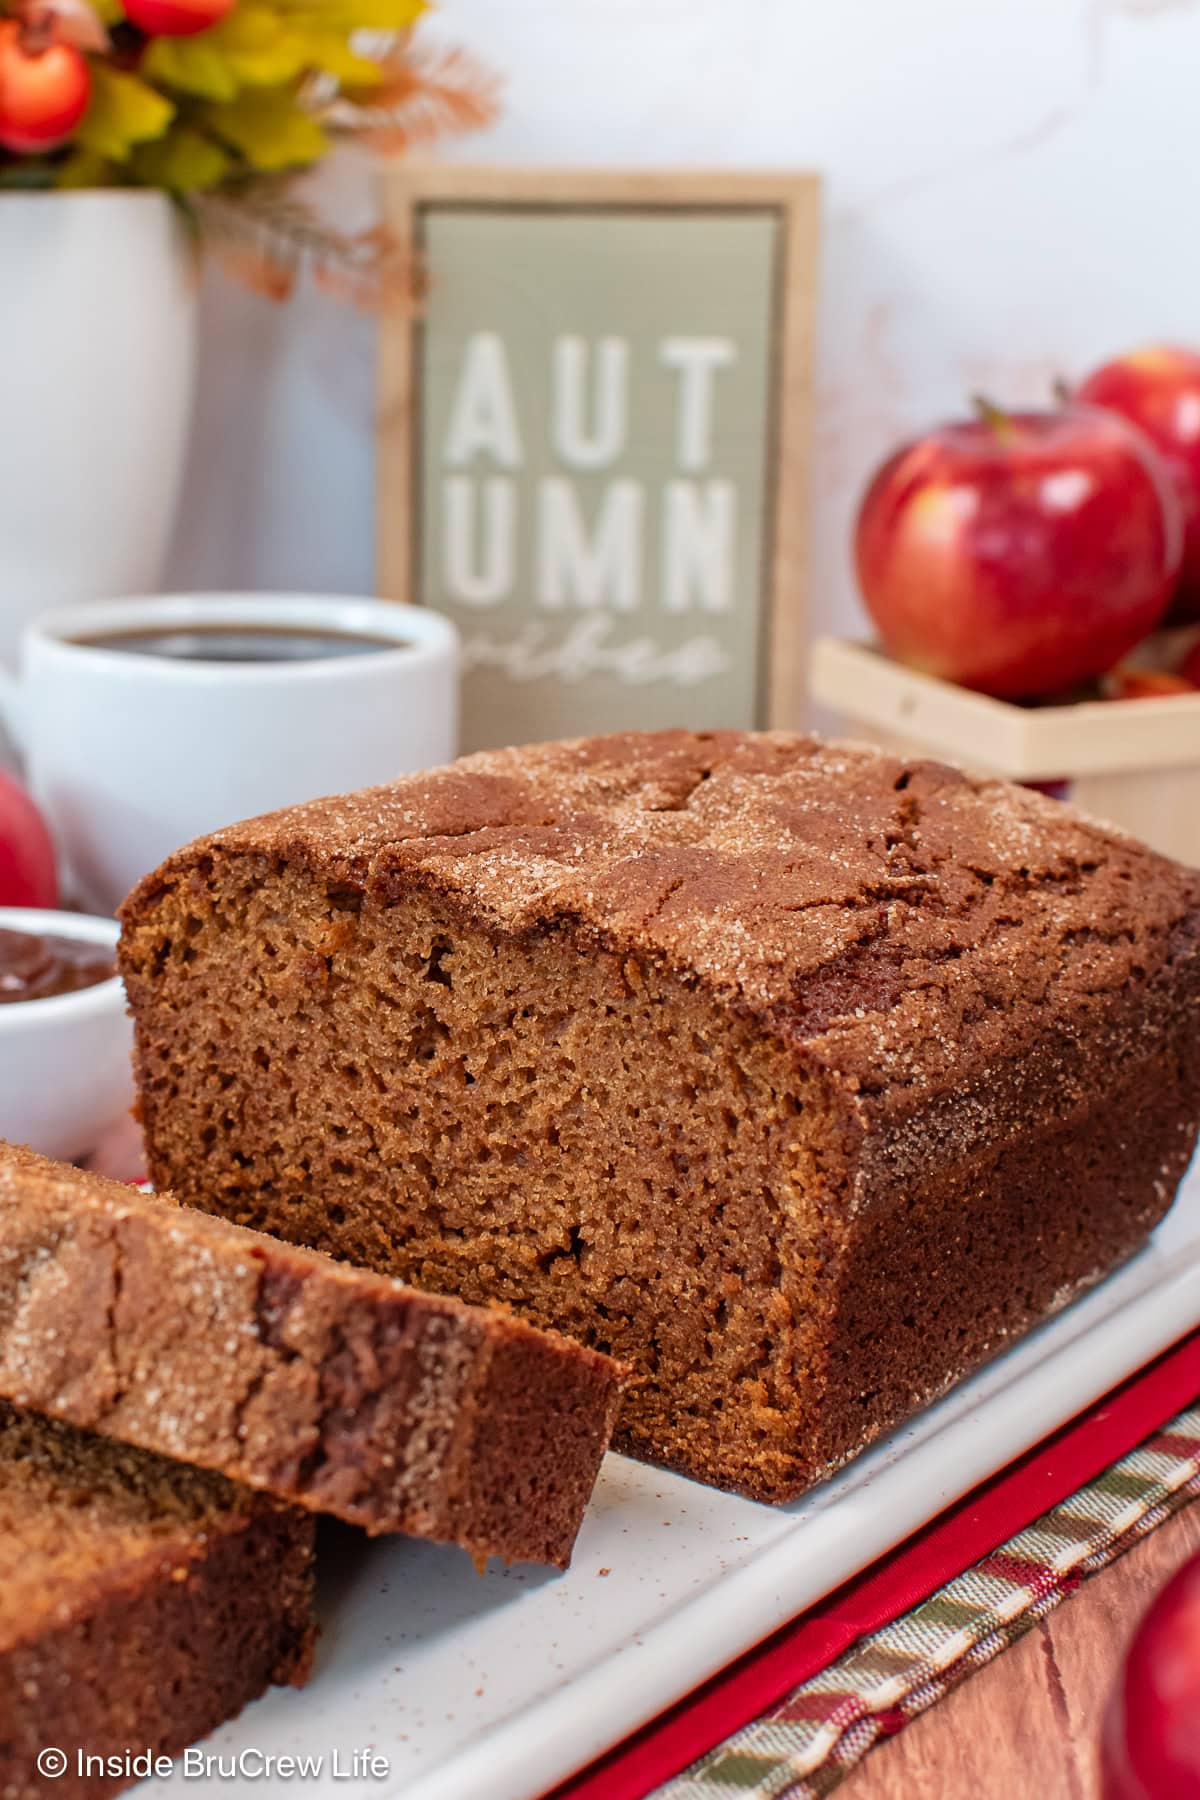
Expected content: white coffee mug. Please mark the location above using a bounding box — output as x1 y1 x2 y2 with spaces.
0 593 460 914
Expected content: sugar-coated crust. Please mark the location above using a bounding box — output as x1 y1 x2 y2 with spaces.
0 1144 623 1567
0 1403 314 1800
122 728 1200 1081
123 729 1200 1141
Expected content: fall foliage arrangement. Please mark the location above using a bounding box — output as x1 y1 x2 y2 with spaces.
0 0 495 293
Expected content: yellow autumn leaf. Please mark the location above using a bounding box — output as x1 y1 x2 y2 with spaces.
284 27 384 86
278 0 425 26
132 125 232 191
198 86 328 170
141 36 240 102
348 0 426 26
76 66 174 162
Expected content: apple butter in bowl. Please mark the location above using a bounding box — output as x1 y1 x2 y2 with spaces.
0 907 131 1160
0 926 116 1005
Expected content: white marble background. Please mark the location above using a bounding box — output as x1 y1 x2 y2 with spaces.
166 0 1200 714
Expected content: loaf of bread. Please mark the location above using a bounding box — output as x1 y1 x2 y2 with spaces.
120 731 1200 1502
0 1143 621 1567
0 1400 313 1800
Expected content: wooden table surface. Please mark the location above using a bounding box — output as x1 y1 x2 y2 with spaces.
844 1494 1200 1798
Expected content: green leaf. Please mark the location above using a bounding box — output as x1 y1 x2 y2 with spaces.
143 2 427 102
143 6 311 97
131 125 232 191
76 66 174 161
142 35 240 102
204 6 310 85
0 160 58 189
197 86 327 170
54 147 116 188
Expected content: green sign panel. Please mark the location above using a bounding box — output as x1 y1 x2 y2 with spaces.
416 206 782 752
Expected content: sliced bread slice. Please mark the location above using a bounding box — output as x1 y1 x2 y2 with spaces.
0 1399 313 1800
0 1143 623 1568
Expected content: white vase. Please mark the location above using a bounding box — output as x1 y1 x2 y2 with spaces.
0 190 197 667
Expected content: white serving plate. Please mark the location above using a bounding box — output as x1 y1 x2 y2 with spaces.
140 1159 1200 1800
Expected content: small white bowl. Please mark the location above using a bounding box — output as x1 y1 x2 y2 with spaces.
0 908 133 1161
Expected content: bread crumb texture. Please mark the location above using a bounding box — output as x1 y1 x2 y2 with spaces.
119 731 1200 1501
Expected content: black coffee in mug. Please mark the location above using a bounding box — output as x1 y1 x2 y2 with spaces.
71 623 405 664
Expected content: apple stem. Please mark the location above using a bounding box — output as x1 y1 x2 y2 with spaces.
971 393 1018 444
1052 376 1072 406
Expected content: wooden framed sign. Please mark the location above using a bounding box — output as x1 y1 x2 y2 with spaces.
378 166 819 753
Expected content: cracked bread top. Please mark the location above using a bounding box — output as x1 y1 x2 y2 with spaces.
124 731 1200 1102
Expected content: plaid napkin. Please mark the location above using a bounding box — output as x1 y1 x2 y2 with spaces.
653 1404 1200 1799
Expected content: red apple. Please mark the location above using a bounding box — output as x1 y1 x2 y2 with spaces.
0 18 90 154
854 400 1183 700
0 771 57 909
121 0 234 37
1077 346 1200 623
1101 1548 1200 1799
